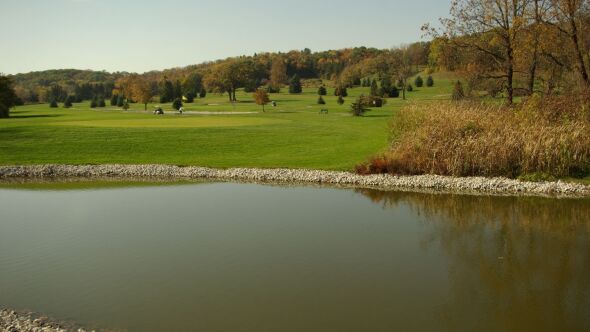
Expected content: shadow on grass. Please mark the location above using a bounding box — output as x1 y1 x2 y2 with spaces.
9 114 64 119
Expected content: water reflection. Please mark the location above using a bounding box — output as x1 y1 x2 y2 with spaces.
356 189 590 332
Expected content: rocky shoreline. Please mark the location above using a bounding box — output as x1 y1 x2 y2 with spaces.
0 309 91 332
0 164 588 197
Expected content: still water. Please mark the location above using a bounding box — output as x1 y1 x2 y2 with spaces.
0 181 589 331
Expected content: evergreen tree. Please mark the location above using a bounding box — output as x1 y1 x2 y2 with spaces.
172 98 183 110
334 86 348 97
90 98 97 108
117 95 124 107
49 99 58 108
122 99 130 110
110 94 118 106
337 95 345 105
406 84 414 92
199 88 207 98
63 95 74 108
98 98 106 107
414 76 424 87
174 80 182 99
317 95 326 104
390 86 400 98
350 95 369 116
426 75 434 87
317 85 327 96
380 77 392 97
370 80 379 96
288 74 302 94
185 92 195 103
159 79 174 103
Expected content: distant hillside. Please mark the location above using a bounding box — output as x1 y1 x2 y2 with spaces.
9 44 430 104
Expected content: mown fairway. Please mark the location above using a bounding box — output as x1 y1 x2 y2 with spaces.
0 75 452 170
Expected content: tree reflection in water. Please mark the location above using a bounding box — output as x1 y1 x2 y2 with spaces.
356 189 590 332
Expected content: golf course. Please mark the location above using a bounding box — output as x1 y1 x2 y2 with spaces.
0 74 452 170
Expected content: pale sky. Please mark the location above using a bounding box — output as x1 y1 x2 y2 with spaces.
0 0 451 75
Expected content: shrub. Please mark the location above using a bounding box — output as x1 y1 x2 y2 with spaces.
406 84 413 92
117 95 124 107
452 81 465 101
172 98 183 110
49 99 58 108
370 96 385 107
337 95 345 105
426 75 434 87
122 100 130 111
414 76 423 87
199 88 207 98
266 84 281 93
317 96 326 104
110 94 118 106
98 98 106 107
357 97 590 178
90 98 97 108
318 86 327 96
390 86 400 98
185 92 195 103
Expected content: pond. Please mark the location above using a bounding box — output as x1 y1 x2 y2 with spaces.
1 181 589 331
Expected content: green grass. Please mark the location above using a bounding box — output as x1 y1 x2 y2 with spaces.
0 73 454 171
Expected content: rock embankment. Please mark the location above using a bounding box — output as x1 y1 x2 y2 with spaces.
0 164 588 197
0 309 90 332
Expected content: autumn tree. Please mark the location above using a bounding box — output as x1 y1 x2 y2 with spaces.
544 0 590 87
428 0 530 104
269 57 288 91
204 59 257 101
253 89 270 112
392 46 414 100
129 75 155 110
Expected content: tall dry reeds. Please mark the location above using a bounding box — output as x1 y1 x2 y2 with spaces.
357 95 590 178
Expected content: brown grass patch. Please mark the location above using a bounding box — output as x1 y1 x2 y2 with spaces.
357 95 590 178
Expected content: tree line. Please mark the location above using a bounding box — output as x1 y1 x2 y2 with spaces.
8 44 430 105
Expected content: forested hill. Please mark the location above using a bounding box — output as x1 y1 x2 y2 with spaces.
8 44 430 104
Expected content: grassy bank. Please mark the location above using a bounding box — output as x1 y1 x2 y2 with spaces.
0 75 452 170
